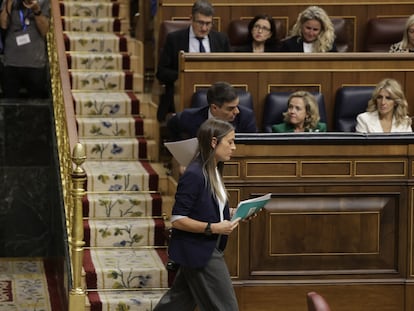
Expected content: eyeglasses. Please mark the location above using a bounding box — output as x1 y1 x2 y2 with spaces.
253 24 271 33
193 20 213 28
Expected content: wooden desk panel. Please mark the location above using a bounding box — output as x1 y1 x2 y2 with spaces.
220 134 414 311
178 53 414 130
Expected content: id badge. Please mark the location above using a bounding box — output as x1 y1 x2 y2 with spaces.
16 33 31 46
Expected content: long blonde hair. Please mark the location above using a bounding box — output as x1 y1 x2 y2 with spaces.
366 78 411 127
400 14 414 50
290 6 335 52
197 118 234 203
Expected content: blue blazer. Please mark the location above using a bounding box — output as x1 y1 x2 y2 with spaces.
168 105 258 141
280 36 337 52
169 158 230 268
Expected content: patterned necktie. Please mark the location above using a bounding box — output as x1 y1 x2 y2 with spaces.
196 37 206 53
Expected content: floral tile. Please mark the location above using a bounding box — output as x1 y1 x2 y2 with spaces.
65 32 121 52
79 138 139 160
87 218 155 247
85 193 154 217
62 2 114 18
71 71 126 91
69 52 123 70
90 290 167 311
83 160 150 191
88 249 168 289
72 91 133 116
77 116 138 137
63 17 117 33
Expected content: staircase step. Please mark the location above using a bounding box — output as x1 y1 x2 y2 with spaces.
79 137 148 160
60 1 120 18
70 70 142 92
83 248 168 289
83 192 162 218
83 160 159 192
64 32 128 52
84 218 165 247
87 290 167 311
135 94 156 119
160 195 174 223
67 52 130 70
62 17 122 33
147 163 172 195
77 116 144 137
146 139 159 162
72 91 140 116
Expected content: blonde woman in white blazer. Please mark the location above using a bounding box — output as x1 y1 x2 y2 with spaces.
356 79 412 133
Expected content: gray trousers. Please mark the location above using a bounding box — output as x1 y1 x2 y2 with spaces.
153 248 238 311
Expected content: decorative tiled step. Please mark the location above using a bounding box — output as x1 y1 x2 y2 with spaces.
83 248 169 289
149 163 175 195
76 116 144 137
83 160 159 192
64 32 127 52
77 116 157 142
83 192 162 218
84 218 165 247
72 91 140 116
60 1 120 18
67 52 130 70
70 70 140 91
62 17 122 33
87 289 167 311
78 137 148 160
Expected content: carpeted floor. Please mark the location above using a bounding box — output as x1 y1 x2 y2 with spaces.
0 258 63 311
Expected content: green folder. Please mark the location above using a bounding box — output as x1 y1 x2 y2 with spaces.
231 193 272 221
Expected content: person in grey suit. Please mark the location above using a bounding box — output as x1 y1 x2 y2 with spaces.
153 118 240 311
156 0 231 121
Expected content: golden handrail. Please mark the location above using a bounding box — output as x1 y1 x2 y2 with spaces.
48 0 86 309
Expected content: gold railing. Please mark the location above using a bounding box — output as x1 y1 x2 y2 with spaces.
48 1 86 310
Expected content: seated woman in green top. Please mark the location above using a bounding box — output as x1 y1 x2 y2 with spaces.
272 91 327 132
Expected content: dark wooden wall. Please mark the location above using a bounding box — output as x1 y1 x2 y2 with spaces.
157 2 414 310
155 0 413 53
222 133 414 311
177 53 414 131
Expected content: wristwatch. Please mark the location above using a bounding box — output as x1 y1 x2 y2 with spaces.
204 222 212 236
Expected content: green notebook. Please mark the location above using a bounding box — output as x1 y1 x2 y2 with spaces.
231 193 272 221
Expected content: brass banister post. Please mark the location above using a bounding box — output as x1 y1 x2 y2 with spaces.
69 143 87 310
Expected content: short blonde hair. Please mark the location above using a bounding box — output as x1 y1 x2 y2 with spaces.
283 91 321 130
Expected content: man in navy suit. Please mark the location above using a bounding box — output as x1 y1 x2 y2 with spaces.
156 0 231 122
167 81 258 141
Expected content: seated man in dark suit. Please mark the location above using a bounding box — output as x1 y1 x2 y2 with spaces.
167 81 257 141
156 0 231 122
